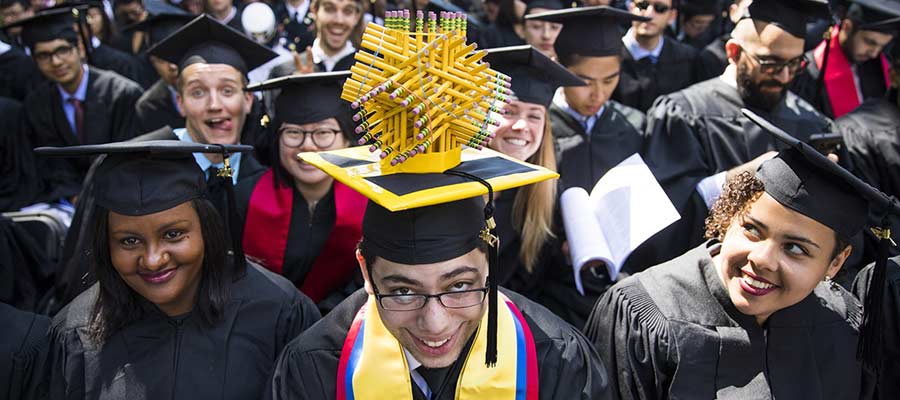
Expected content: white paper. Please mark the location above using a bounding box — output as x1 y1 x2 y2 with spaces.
560 153 681 294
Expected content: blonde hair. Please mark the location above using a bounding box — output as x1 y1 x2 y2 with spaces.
511 116 557 273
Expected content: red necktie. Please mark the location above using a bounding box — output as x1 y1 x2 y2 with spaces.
68 98 85 143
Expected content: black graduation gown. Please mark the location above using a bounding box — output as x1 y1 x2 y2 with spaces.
585 241 865 400
695 35 727 82
838 92 900 198
0 302 50 400
0 215 55 312
266 288 611 400
640 77 832 271
274 2 316 52
0 45 42 102
0 98 39 211
234 176 362 313
791 48 889 119
135 79 185 133
48 263 321 400
22 66 144 187
476 24 524 50
551 100 646 193
88 45 144 87
852 257 900 400
613 39 699 113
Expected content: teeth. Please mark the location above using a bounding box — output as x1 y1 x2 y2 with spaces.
742 273 774 290
422 338 449 348
504 138 527 146
208 118 224 124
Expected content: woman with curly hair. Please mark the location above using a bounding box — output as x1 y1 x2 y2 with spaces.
44 142 320 399
584 147 866 399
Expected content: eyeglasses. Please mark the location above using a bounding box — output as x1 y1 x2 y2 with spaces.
374 287 489 311
740 45 807 76
33 44 76 64
633 1 671 14
280 128 341 148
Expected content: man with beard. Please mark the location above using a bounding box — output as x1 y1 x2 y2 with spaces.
792 0 900 119
696 0 751 81
268 0 362 78
639 0 833 270
613 0 699 112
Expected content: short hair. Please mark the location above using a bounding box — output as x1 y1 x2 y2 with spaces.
0 0 30 10
311 0 364 13
113 0 142 8
704 170 850 261
557 51 623 68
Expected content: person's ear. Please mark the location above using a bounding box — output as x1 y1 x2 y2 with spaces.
825 244 853 279
725 39 742 64
357 249 374 295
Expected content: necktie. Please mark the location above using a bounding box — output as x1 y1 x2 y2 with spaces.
68 98 85 143
411 367 433 400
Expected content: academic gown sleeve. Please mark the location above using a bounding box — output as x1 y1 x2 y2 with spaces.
852 258 900 400
0 303 50 400
584 278 674 400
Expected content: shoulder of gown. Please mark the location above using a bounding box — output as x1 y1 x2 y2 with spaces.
0 302 51 400
235 262 322 334
88 67 144 101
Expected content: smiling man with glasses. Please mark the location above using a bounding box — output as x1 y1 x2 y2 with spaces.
613 0 699 112
634 0 837 278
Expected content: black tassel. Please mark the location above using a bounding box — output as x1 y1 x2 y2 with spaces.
858 222 890 375
485 223 498 367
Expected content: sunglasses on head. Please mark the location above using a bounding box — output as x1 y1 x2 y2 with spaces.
634 1 671 13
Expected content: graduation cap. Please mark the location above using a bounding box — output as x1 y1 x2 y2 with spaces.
847 0 900 33
246 71 352 126
680 0 721 17
124 12 195 47
526 6 650 60
302 12 559 367
524 0 565 16
742 108 900 379
146 14 277 75
483 45 585 108
742 0 832 38
4 3 87 49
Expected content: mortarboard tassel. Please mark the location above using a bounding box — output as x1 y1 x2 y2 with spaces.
216 147 248 278
858 219 893 376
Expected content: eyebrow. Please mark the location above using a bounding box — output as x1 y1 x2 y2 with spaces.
379 266 480 286
746 216 821 249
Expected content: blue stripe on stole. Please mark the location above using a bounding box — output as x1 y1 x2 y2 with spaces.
346 323 366 400
508 302 527 400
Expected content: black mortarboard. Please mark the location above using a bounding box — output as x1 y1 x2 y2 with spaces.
743 0 831 38
34 140 254 216
525 0 565 16
5 4 85 49
680 0 721 17
146 14 277 75
126 12 195 46
483 45 585 108
742 108 900 379
246 71 352 126
847 0 900 33
527 6 650 60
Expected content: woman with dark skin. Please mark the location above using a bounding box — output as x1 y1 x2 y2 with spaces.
43 142 320 400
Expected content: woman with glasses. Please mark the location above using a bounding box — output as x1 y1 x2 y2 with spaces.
236 72 367 314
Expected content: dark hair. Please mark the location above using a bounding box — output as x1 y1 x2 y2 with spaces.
0 0 30 10
88 198 231 344
705 171 850 261
113 0 142 8
356 236 489 280
269 110 356 188
557 51 623 68
87 5 117 44
495 0 522 28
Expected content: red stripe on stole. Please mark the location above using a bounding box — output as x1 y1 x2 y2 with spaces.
336 305 368 400
242 169 291 274
506 299 539 400
815 25 892 118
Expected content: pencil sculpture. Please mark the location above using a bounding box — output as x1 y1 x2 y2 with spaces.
342 9 512 173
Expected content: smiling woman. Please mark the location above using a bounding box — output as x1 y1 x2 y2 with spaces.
585 147 869 399
40 141 320 400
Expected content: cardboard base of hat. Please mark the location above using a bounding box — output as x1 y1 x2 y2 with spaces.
298 145 558 211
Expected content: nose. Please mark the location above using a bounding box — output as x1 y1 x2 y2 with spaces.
140 244 171 272
511 119 528 131
773 66 792 85
335 10 352 25
417 296 452 334
207 90 222 111
298 133 318 151
746 240 779 273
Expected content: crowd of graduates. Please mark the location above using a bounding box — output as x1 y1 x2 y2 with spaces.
2 0 900 398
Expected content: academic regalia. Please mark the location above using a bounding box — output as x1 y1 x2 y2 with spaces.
852 257 900 400
266 48 356 79
0 98 39 212
135 79 185 132
273 1 315 52
838 91 900 199
640 76 832 270
88 43 145 86
0 213 56 312
613 39 699 112
0 302 50 400
0 44 42 102
551 101 645 192
268 288 607 400
585 241 864 399
49 263 320 400
695 35 728 82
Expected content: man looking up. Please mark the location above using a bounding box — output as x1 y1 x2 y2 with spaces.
792 0 900 118
613 0 699 112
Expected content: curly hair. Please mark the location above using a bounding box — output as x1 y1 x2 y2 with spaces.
705 170 850 260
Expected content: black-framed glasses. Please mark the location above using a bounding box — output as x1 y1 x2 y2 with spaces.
374 287 489 311
740 45 807 76
280 128 341 148
33 44 76 64
633 0 671 14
